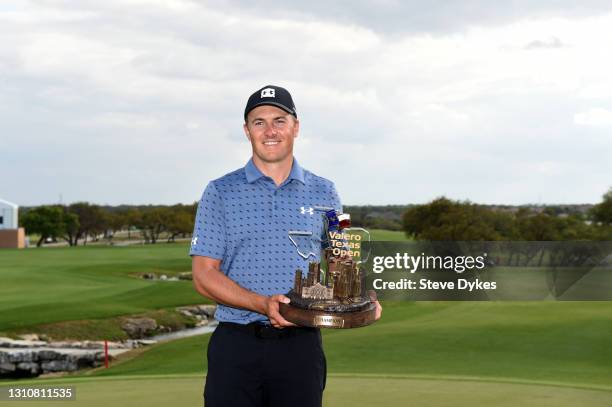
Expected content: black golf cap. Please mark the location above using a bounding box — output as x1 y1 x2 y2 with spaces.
244 85 297 122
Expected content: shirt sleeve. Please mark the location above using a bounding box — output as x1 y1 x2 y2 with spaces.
189 182 226 259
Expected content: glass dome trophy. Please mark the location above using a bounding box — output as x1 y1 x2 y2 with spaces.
279 207 378 328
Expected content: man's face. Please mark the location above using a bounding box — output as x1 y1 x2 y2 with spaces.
243 105 299 165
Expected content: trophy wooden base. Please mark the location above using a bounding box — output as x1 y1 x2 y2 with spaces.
279 301 377 329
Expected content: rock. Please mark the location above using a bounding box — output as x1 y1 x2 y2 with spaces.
7 350 36 363
178 272 193 280
76 353 95 364
121 317 158 339
1 348 122 378
47 341 73 348
41 360 76 372
38 350 61 361
136 339 157 346
43 340 123 350
0 338 46 348
99 341 127 349
124 339 139 348
197 305 217 318
0 362 16 373
142 272 156 280
16 362 39 375
18 334 40 341
76 341 103 349
160 274 168 280
179 309 194 317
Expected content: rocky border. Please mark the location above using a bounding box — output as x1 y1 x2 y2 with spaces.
0 304 216 378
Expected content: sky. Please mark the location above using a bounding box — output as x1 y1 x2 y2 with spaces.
1 0 611 206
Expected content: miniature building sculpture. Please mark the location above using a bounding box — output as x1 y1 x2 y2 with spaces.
281 209 376 328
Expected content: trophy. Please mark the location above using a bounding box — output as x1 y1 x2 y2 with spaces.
279 207 378 328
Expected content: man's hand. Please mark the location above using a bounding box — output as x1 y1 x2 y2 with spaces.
368 290 383 321
265 294 297 329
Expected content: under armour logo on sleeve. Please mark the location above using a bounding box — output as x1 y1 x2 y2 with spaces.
191 236 198 246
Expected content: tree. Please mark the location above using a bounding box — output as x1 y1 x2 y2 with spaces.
20 206 68 247
60 209 80 246
166 205 195 242
135 208 169 244
123 209 141 240
591 188 612 226
106 211 127 242
517 212 559 241
68 202 109 245
402 197 506 241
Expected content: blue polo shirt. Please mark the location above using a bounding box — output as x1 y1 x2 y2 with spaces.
190 158 342 324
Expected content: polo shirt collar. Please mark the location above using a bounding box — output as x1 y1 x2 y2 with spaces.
244 158 306 185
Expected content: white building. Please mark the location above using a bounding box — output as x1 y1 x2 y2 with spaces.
0 198 18 230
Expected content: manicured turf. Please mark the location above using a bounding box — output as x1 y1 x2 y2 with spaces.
0 231 406 333
0 244 202 332
368 229 409 241
3 373 610 407
76 301 612 389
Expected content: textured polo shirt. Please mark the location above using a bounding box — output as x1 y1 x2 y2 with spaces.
190 158 342 324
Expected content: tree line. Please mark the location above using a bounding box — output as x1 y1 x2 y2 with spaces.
19 188 611 247
402 188 612 241
20 203 196 247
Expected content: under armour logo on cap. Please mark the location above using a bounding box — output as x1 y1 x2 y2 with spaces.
261 88 275 98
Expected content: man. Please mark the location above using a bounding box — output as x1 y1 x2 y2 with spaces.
190 85 381 407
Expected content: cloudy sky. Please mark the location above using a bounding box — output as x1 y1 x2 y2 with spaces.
1 0 611 206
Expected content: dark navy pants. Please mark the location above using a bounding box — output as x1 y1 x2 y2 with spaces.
204 322 326 407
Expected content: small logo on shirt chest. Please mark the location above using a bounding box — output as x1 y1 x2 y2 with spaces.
300 206 314 215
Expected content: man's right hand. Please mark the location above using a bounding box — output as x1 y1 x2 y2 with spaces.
265 294 297 329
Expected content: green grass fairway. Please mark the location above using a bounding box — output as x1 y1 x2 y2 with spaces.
0 231 403 333
0 244 203 332
2 375 610 407
369 229 410 241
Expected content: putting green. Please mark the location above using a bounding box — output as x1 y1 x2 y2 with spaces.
2 374 610 407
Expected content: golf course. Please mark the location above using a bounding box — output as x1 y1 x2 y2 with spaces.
1 234 611 406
